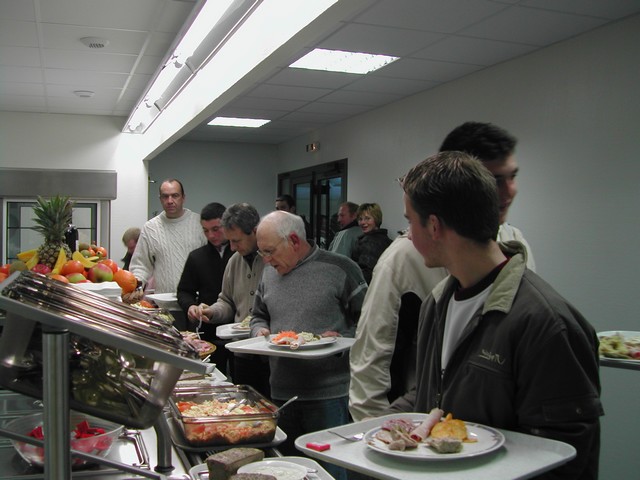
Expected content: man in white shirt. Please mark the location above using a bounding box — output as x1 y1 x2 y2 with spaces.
129 179 205 294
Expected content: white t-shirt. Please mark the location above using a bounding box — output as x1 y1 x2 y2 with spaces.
441 285 491 369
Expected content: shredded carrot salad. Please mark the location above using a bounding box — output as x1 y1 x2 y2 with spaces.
272 331 298 342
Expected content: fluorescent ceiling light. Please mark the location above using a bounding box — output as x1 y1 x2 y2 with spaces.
208 117 270 127
290 48 399 74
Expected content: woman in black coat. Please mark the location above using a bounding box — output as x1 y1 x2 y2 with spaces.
351 203 392 283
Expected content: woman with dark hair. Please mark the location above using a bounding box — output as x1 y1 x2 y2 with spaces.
351 203 392 283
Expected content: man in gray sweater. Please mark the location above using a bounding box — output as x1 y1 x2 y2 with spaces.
251 210 367 480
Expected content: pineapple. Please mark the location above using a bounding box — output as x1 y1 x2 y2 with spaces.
32 196 74 269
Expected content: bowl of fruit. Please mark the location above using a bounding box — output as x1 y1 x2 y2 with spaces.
3 411 123 469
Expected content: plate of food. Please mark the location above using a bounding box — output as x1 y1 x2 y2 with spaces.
363 410 505 461
268 331 337 350
180 331 217 360
598 331 640 361
232 316 252 331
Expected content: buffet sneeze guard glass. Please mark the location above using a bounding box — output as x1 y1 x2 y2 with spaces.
0 271 214 478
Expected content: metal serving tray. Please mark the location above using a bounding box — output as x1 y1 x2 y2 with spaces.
0 272 213 429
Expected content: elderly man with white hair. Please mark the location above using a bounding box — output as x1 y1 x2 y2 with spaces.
250 210 366 480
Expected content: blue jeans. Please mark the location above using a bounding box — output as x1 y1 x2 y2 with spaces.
275 396 349 480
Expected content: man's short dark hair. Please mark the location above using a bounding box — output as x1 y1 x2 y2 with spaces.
276 194 295 208
222 203 260 234
201 202 226 221
439 121 517 163
401 151 500 243
341 201 359 215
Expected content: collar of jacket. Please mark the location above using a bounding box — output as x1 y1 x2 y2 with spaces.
431 240 528 315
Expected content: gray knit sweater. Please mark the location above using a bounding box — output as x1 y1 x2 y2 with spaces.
251 244 367 401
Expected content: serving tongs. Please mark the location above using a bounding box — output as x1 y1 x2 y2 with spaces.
2 272 193 356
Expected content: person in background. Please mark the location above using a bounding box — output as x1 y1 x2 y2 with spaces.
327 201 360 257
192 203 270 397
251 211 366 480
350 203 392 283
120 227 140 270
130 179 206 295
388 151 602 479
439 121 536 270
275 194 312 240
177 202 233 374
349 231 447 421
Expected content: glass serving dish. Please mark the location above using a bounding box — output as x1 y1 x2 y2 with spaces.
169 385 278 447
3 411 123 469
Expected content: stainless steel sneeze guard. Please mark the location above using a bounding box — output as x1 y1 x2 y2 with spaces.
0 271 214 479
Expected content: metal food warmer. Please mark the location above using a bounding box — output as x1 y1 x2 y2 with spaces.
0 271 214 479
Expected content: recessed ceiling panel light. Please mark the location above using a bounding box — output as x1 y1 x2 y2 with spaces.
289 48 399 74
208 117 271 128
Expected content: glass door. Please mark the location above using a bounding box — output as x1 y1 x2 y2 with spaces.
278 159 347 248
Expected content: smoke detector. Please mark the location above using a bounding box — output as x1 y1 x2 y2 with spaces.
73 90 95 98
80 36 109 49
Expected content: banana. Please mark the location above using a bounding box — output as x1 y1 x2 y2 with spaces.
51 247 68 274
25 253 39 270
72 250 96 269
17 249 38 262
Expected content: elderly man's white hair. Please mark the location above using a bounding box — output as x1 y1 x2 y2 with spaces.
260 210 306 240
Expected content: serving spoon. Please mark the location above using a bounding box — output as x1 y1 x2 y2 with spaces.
274 395 298 414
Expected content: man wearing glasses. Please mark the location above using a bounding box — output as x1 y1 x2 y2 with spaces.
251 210 367 480
130 179 205 301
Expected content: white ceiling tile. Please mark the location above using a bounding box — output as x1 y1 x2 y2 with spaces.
0 96 46 109
266 69 359 89
43 50 136 73
0 66 44 83
41 23 149 54
412 36 537 65
230 96 309 111
319 22 445 56
344 75 439 95
319 89 402 107
461 6 607 45
135 55 165 76
380 57 481 82
0 0 36 21
0 46 41 67
0 82 45 96
248 84 332 102
44 69 129 88
145 31 180 57
520 0 640 19
298 101 371 116
0 20 39 47
38 0 170 30
355 0 508 33
279 110 345 124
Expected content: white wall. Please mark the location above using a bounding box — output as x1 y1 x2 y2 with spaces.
0 112 149 264
147 140 279 218
276 14 640 478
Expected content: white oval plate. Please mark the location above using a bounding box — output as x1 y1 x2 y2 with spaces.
268 335 337 350
364 414 505 461
598 330 640 361
231 323 251 331
238 460 307 480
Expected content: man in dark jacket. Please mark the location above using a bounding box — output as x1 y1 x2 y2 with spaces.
388 151 603 479
177 202 233 373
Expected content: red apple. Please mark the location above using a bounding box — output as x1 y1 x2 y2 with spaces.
87 263 114 283
31 264 52 275
66 272 89 283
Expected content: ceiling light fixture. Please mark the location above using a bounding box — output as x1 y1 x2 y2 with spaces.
124 0 260 134
290 48 399 74
208 117 270 127
73 90 95 98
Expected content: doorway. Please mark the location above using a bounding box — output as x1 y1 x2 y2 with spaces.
278 159 347 249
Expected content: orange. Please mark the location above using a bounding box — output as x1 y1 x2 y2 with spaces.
60 260 85 276
113 269 137 294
